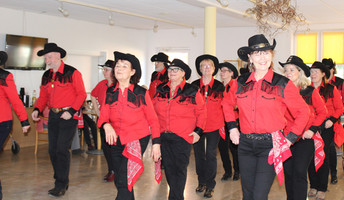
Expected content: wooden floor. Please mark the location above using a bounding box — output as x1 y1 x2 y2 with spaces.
1 143 344 200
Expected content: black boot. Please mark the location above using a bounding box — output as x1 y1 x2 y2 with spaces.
0 180 2 200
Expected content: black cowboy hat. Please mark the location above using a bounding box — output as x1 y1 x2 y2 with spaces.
151 52 170 63
0 51 8 66
310 61 330 79
237 34 276 62
114 51 141 79
98 60 114 68
195 54 219 76
219 62 238 79
37 43 66 58
169 59 191 80
279 55 310 77
322 58 336 69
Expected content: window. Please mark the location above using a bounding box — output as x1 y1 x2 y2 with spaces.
296 32 344 79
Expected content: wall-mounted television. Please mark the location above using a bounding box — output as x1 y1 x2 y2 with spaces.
5 34 48 70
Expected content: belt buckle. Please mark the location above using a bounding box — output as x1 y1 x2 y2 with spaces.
51 108 60 113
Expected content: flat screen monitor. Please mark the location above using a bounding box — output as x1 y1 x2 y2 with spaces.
5 34 48 70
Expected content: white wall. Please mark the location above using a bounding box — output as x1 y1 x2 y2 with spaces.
0 6 297 101
0 7 149 100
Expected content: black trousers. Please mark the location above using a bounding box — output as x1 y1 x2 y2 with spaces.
193 130 220 189
284 138 314 200
329 141 337 178
100 127 114 172
48 110 78 189
239 133 275 200
110 135 150 200
308 127 334 192
161 132 191 200
0 120 12 149
82 114 97 146
218 126 239 175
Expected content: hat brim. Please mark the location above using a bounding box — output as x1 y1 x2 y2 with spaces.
220 63 238 79
37 47 66 58
279 61 310 77
195 54 219 76
237 39 276 62
169 63 191 80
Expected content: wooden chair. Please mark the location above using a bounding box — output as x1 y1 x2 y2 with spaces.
34 115 49 155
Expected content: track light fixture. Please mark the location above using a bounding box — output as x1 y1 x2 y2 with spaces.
216 0 229 7
191 28 197 37
58 2 69 17
153 23 158 33
108 13 114 26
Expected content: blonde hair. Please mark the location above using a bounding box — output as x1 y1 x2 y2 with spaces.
283 65 310 90
200 59 215 68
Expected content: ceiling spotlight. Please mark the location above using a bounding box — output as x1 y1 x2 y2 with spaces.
217 0 229 7
58 2 69 17
108 13 114 26
153 23 159 33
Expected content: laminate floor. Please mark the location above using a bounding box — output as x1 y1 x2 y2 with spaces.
1 143 344 200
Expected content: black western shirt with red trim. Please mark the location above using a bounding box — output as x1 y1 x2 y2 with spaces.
222 69 310 144
153 79 207 143
191 77 225 132
97 83 160 145
0 68 29 126
35 61 87 116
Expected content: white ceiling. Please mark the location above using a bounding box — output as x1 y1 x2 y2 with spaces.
0 0 344 31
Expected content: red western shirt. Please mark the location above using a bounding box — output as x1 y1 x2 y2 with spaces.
192 77 225 132
148 67 168 98
0 69 29 126
312 82 343 123
153 79 207 143
224 79 239 120
329 76 344 104
284 86 327 138
222 69 309 143
97 83 160 145
35 61 86 114
91 79 111 111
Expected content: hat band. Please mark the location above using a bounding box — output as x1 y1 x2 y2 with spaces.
250 43 270 50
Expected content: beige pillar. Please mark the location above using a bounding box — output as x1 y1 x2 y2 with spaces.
204 7 216 55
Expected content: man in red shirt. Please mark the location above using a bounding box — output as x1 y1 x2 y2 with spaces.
32 43 86 198
148 52 170 98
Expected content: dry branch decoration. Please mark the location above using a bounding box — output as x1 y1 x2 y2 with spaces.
245 0 307 37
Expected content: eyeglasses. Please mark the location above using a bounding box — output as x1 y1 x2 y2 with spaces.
168 67 183 73
251 50 271 57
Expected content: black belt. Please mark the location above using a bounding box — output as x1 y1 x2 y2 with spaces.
51 107 71 113
162 131 174 134
241 133 271 140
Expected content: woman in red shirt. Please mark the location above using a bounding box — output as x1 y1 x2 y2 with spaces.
0 51 30 200
218 62 240 181
91 60 115 182
154 59 206 200
191 54 224 198
222 34 309 200
97 51 161 199
280 56 327 200
307 61 343 200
